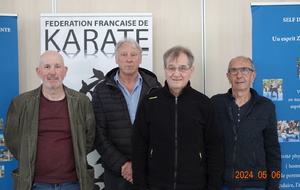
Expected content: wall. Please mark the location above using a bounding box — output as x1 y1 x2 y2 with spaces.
1 0 299 97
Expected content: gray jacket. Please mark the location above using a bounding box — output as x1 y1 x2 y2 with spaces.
4 85 96 190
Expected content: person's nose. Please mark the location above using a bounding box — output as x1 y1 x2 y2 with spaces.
49 67 56 74
126 56 133 62
173 69 182 75
236 69 243 77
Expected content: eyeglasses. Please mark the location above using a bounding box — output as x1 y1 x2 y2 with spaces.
165 66 191 73
228 67 254 75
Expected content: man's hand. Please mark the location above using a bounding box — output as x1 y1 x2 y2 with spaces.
121 161 133 183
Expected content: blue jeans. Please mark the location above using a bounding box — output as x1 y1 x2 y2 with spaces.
222 185 267 190
31 181 80 190
104 169 133 190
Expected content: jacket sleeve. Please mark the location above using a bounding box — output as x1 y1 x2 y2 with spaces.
4 99 21 161
85 100 96 154
264 103 281 190
204 103 224 190
92 88 129 175
132 98 149 190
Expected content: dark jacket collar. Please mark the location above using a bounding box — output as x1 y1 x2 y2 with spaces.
105 67 159 85
226 88 260 103
163 80 192 98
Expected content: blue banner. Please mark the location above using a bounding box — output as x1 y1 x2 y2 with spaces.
252 3 300 189
0 14 19 190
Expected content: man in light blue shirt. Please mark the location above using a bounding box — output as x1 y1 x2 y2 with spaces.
115 72 142 124
92 38 161 190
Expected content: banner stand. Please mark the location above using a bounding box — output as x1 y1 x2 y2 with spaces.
0 14 19 190
251 3 300 189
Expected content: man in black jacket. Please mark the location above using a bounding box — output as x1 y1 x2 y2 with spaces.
211 56 281 190
92 38 161 190
132 45 224 190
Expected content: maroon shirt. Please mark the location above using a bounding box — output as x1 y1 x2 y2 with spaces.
34 94 77 183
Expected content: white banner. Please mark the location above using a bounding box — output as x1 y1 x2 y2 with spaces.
41 13 153 98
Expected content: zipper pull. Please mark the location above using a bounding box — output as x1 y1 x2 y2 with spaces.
199 152 202 160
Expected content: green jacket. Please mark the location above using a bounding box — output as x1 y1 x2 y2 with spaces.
4 85 96 190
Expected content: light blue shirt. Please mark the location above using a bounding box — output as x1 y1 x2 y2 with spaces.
114 71 143 124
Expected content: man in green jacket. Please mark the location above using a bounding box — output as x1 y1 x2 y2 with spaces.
4 50 96 190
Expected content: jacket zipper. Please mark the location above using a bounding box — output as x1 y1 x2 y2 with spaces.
232 136 237 183
229 104 238 184
174 97 178 189
253 151 259 176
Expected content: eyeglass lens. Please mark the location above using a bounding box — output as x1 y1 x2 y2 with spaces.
229 67 253 75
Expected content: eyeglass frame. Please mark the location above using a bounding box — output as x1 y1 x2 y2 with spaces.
165 65 192 73
227 67 255 75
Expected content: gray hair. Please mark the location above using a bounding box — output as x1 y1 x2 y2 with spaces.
115 38 142 55
163 45 194 67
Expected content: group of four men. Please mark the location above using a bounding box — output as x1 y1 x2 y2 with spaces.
4 38 281 190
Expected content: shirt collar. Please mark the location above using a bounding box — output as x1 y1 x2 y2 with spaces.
114 70 142 86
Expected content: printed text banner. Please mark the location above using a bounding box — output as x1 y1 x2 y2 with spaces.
41 13 153 98
251 3 300 189
0 14 19 190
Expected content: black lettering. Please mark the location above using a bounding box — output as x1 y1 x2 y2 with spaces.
45 29 60 50
136 29 149 51
84 29 98 51
117 29 134 38
101 29 116 52
62 29 80 51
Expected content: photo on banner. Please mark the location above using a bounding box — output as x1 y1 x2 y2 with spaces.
251 3 300 189
40 13 153 190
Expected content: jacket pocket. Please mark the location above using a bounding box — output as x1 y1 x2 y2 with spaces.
12 168 20 190
11 168 32 190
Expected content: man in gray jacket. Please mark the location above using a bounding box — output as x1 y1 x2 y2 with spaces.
4 50 96 190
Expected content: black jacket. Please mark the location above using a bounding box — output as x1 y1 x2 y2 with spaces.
132 82 224 190
211 88 281 190
92 67 161 176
